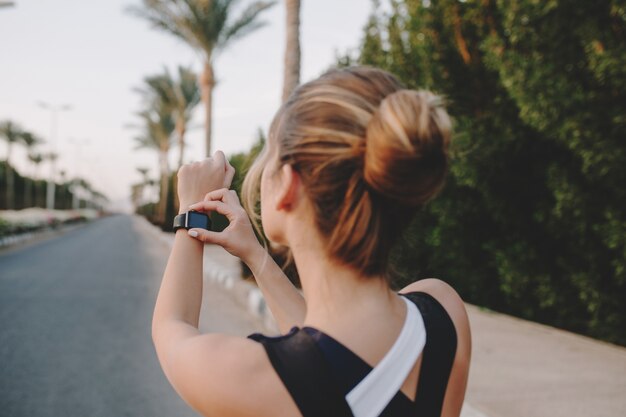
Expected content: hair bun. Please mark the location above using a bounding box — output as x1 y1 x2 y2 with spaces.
363 89 452 207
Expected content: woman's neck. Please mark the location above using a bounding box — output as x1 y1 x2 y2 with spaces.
289 235 404 332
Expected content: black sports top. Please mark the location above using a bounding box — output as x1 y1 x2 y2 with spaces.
247 291 458 417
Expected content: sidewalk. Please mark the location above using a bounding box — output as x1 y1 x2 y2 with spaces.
465 304 626 417
139 215 626 417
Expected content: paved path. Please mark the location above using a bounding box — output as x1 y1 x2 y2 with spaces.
465 305 626 417
0 214 265 417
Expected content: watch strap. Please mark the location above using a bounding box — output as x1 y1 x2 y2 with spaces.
172 213 187 231
173 211 212 231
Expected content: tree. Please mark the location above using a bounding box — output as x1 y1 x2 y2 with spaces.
358 0 387 69
282 0 301 102
0 120 26 210
131 102 175 227
477 0 626 343
21 132 43 208
141 66 201 169
349 0 626 345
132 167 151 211
129 0 276 157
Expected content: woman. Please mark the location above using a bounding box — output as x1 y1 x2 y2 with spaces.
152 66 471 417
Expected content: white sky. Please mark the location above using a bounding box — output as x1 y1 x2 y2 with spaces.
0 0 373 212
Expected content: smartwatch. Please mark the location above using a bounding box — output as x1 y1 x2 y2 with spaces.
173 211 212 231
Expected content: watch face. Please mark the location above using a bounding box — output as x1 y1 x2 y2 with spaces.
188 211 211 230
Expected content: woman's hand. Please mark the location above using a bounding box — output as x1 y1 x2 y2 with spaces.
186 188 264 262
177 151 235 213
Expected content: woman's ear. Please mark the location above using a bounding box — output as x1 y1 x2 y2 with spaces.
275 164 300 212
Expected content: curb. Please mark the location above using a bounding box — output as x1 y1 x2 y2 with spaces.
0 231 37 248
0 222 89 250
202 255 279 334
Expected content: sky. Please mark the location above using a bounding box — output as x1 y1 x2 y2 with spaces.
0 0 374 212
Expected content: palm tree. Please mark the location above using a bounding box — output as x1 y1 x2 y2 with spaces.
28 152 44 207
21 132 43 208
136 167 151 190
132 106 175 226
0 120 24 210
129 0 276 157
282 0 301 102
133 70 178 225
133 167 152 209
140 66 201 169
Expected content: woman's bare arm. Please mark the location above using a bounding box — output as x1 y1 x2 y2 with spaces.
152 153 234 378
243 245 306 333
187 188 306 334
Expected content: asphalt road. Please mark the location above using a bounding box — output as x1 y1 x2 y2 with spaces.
0 214 264 417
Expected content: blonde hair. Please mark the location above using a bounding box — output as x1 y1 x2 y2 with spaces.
243 66 451 277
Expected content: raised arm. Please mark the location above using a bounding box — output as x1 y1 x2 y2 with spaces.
187 188 306 333
242 244 306 332
152 152 233 378
151 154 296 417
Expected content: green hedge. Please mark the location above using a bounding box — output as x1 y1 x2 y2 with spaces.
340 0 626 345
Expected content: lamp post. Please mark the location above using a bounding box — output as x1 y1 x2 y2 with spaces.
38 101 72 210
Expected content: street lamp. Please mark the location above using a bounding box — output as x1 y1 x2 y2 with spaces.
38 101 72 211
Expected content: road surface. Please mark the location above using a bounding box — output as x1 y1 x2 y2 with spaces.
0 214 264 417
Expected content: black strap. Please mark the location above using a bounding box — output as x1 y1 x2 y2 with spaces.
251 328 354 417
402 291 458 417
249 291 457 417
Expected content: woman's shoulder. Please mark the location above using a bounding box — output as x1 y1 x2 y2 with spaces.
399 278 470 342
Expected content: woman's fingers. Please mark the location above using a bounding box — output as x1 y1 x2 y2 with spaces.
203 188 226 202
203 188 241 206
212 150 226 169
228 189 241 203
187 200 234 220
223 158 236 189
187 228 225 245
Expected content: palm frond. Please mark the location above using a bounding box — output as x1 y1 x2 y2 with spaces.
129 0 274 61
21 131 44 148
217 1 276 50
28 153 44 164
0 120 24 143
130 105 176 152
128 0 203 51
176 65 201 120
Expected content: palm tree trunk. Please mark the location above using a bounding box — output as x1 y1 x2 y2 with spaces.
158 149 169 226
282 0 301 103
177 120 186 169
201 61 215 157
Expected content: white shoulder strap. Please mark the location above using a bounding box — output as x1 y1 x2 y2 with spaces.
345 296 426 417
